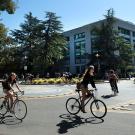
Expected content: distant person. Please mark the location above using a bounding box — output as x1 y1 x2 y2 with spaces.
3 73 8 80
46 72 50 78
21 74 24 81
108 69 119 96
36 74 40 78
128 73 131 80
28 73 34 84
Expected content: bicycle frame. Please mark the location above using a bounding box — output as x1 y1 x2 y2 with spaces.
76 90 97 109
4 92 21 112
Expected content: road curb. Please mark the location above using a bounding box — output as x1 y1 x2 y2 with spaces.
22 91 75 100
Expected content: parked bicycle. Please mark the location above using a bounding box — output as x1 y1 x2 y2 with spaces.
0 91 27 120
66 89 107 118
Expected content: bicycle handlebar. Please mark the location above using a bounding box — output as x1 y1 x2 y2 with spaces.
75 88 97 93
13 91 24 96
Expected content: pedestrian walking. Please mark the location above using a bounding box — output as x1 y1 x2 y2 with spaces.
108 69 119 96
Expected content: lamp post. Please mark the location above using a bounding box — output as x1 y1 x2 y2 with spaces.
95 52 100 73
24 55 28 72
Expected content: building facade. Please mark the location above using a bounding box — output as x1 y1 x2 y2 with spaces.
63 18 135 74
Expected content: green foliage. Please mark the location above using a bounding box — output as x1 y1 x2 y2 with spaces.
0 23 8 47
91 9 118 68
116 37 135 70
11 12 67 74
91 8 135 72
0 0 16 14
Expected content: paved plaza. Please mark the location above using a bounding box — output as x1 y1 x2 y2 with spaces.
0 79 135 135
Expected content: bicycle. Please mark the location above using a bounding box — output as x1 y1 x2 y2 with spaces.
0 91 27 120
66 89 107 119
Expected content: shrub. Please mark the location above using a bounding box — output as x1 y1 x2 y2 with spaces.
71 78 80 84
47 78 55 84
55 78 63 84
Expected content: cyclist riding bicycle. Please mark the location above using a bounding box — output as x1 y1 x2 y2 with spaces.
77 65 97 113
0 72 23 109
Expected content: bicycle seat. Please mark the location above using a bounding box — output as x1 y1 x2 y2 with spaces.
88 89 94 92
75 89 81 92
13 92 18 96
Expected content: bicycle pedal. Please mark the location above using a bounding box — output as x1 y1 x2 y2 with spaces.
0 105 3 109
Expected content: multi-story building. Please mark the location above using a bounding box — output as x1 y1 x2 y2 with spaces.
63 18 135 74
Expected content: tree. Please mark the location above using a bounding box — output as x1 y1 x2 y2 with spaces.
116 36 135 76
0 23 11 69
91 8 134 74
11 12 67 75
11 12 41 73
0 0 17 74
37 12 67 74
0 0 16 14
91 9 118 69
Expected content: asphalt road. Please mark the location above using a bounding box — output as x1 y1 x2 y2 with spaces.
0 79 135 135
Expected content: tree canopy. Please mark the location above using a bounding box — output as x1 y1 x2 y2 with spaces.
91 8 135 75
11 12 67 74
0 0 16 14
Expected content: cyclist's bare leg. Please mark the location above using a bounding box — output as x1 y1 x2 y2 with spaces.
5 91 13 108
80 85 88 112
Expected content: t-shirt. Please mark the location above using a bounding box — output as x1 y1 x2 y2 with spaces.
109 74 118 82
2 78 16 90
81 73 96 88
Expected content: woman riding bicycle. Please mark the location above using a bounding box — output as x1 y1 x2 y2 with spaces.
79 65 97 113
1 72 22 108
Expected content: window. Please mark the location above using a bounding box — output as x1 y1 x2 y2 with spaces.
133 40 135 50
65 36 70 41
65 44 70 56
118 27 130 35
81 66 85 73
74 40 86 64
74 32 85 40
76 66 80 74
124 37 130 43
133 32 135 37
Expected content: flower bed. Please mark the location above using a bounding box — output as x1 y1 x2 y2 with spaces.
20 77 80 85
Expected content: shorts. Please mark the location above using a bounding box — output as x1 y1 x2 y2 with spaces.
81 82 88 89
3 89 10 93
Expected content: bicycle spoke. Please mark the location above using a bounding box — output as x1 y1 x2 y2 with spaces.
13 100 27 120
90 100 107 118
66 98 80 115
0 97 7 115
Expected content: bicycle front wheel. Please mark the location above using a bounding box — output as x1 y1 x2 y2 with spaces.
90 99 107 119
66 97 80 115
13 100 27 120
0 97 7 115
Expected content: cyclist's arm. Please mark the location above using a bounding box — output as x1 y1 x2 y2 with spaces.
15 83 22 92
0 80 4 83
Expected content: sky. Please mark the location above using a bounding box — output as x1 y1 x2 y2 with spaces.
1 0 135 32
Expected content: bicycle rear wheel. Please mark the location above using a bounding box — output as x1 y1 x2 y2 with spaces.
66 97 80 115
13 100 27 120
0 97 7 115
90 99 107 119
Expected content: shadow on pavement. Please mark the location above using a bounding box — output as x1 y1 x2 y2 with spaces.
101 94 116 99
0 115 22 125
56 114 104 134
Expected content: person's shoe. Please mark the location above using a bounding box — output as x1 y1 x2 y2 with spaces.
86 93 91 98
0 104 3 109
114 92 118 96
9 109 14 114
81 109 86 113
